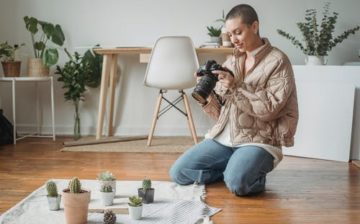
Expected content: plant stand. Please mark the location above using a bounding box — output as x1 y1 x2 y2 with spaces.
0 77 56 144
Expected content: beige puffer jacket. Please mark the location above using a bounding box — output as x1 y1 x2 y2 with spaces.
202 39 298 147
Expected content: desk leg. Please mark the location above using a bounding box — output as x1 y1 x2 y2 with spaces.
96 54 110 140
108 55 118 136
50 77 56 140
12 80 16 144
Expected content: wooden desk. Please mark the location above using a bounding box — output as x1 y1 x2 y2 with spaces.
93 47 234 140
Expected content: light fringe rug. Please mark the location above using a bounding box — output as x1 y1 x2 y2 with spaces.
0 179 221 224
61 136 202 153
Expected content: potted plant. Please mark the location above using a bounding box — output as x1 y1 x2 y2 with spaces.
277 2 360 65
46 180 61 211
215 10 232 47
55 48 102 139
128 195 143 220
103 210 116 224
0 42 25 77
100 184 115 206
23 16 65 76
206 26 222 43
138 178 154 204
62 177 91 224
97 170 116 194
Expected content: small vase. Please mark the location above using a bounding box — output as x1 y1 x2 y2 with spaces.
74 100 81 140
305 55 327 65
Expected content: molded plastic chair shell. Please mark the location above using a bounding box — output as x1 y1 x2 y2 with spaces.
144 36 199 90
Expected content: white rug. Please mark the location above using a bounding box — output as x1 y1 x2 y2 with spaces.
0 179 221 224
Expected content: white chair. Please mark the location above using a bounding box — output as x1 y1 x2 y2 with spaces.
144 36 199 146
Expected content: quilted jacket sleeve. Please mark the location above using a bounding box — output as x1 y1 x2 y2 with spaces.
232 59 295 122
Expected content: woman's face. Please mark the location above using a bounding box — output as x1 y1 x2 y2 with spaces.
225 17 259 53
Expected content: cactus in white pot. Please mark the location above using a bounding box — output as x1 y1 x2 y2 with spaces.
100 184 115 206
46 180 61 211
128 196 143 220
97 171 116 194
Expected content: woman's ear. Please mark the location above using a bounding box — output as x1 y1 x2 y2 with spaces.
252 21 259 35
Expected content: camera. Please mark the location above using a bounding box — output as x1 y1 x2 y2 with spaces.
191 60 233 105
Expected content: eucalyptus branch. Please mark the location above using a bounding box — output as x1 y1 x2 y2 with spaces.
277 2 359 56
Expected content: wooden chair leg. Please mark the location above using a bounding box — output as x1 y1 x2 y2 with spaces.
147 91 163 146
182 92 198 144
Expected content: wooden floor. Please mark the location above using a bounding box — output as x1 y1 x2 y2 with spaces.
0 138 359 224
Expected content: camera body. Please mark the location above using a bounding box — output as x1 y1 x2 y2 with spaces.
192 60 233 105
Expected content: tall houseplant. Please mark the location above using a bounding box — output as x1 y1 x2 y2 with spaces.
55 48 102 139
277 3 360 65
24 16 65 76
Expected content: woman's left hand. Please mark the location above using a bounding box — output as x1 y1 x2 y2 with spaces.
212 70 235 89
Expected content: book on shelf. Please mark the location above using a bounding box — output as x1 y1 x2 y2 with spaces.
199 42 220 48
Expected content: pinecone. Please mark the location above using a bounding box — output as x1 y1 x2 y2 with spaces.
103 210 116 224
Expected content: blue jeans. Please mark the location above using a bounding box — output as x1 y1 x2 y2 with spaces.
169 139 274 196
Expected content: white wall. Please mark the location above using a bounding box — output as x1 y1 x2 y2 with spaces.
0 0 360 151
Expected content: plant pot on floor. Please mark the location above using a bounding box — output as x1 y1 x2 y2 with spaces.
62 189 91 224
47 195 61 211
138 188 155 204
128 204 143 220
27 58 49 77
100 191 115 206
1 61 21 77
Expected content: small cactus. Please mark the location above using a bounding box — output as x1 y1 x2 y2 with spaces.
103 210 116 224
97 171 116 181
128 196 142 207
142 179 152 191
101 184 113 193
68 177 82 193
46 181 58 197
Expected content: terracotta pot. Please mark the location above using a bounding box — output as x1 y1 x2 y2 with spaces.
62 189 91 224
1 61 21 77
27 58 49 77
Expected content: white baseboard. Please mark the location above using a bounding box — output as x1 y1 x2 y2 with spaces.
15 124 210 137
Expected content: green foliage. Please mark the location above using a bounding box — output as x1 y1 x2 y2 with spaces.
55 49 88 103
0 42 25 62
142 179 152 191
215 10 226 27
55 47 102 103
103 210 116 224
128 196 142 207
277 2 360 56
68 177 82 193
206 26 222 37
46 181 58 197
23 16 65 67
101 184 113 193
97 171 116 181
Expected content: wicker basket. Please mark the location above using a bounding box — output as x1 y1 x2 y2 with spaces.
1 61 21 77
27 58 49 77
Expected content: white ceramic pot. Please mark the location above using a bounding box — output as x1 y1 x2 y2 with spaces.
100 191 115 206
210 37 220 43
128 205 143 220
47 195 61 211
305 55 327 65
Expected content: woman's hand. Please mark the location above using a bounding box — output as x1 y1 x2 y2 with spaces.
212 70 235 89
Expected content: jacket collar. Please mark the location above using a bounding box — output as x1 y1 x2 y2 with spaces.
233 38 272 61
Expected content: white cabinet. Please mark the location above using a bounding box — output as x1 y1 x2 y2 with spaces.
283 66 360 162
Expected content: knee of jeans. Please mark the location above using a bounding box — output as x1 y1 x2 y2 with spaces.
169 166 192 185
224 172 251 196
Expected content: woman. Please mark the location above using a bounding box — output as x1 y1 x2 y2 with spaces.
170 4 298 196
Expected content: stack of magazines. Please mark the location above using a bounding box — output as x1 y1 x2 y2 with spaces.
199 42 220 48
